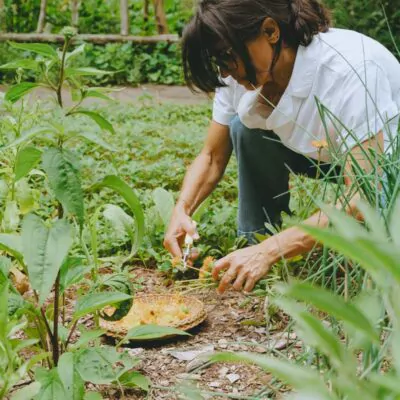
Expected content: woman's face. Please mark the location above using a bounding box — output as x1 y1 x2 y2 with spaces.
213 18 280 90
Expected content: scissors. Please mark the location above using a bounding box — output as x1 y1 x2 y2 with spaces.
182 221 197 271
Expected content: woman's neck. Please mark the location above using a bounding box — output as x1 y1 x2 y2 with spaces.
260 46 297 106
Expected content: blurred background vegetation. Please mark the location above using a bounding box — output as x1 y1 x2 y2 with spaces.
0 0 398 86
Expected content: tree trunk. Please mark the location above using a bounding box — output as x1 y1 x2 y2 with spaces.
154 0 168 34
120 0 129 36
37 0 47 33
0 0 6 33
143 0 149 23
71 0 80 29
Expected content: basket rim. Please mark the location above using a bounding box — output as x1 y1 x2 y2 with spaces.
100 294 207 340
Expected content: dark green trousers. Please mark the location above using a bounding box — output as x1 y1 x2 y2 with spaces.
229 116 340 239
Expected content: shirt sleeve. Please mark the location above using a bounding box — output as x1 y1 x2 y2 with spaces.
336 60 399 152
212 78 237 126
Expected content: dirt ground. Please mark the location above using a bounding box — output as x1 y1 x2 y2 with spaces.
94 268 292 400
0 84 210 107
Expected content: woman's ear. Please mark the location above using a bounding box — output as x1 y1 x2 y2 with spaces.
261 17 280 44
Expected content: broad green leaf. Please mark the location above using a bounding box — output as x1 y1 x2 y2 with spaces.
22 214 73 305
152 188 174 228
65 44 86 63
93 175 145 259
77 131 117 152
15 179 38 214
2 126 55 150
0 179 8 202
73 291 132 320
70 329 105 351
3 200 20 232
279 282 379 343
0 59 39 71
209 352 330 396
119 371 150 391
10 382 41 400
275 297 353 372
0 283 8 339
59 257 88 293
65 67 114 77
9 42 58 58
103 204 134 240
72 110 115 135
35 368 66 400
0 233 23 262
349 290 384 348
75 347 130 385
12 338 39 352
193 198 211 223
120 324 190 343
356 201 388 241
14 146 42 182
42 148 85 227
83 89 114 102
318 203 369 240
5 82 39 103
300 224 400 286
58 353 85 400
368 373 400 394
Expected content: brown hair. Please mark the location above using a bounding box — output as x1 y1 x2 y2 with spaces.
182 0 331 92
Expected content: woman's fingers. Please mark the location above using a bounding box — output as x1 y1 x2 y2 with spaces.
163 233 183 258
232 269 248 291
217 267 238 294
212 257 230 280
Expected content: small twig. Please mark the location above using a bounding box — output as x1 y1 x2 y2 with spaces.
65 320 79 349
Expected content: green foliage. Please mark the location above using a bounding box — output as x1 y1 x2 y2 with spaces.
21 214 73 305
207 201 400 399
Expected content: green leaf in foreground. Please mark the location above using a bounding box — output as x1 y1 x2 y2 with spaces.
279 282 379 343
10 382 41 400
42 148 85 227
21 214 73 305
72 110 116 135
118 371 150 391
0 59 39 71
93 175 145 259
73 291 132 320
209 352 331 398
14 146 42 182
5 82 39 103
0 234 23 262
58 353 85 400
65 67 114 77
9 42 58 58
120 324 190 344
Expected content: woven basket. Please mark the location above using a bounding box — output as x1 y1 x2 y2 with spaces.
100 294 207 341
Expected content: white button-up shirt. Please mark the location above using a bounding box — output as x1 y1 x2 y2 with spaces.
212 28 400 162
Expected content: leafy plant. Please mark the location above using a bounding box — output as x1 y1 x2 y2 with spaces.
0 28 156 398
204 200 400 399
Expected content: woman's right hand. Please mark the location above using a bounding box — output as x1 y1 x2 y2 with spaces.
163 206 200 258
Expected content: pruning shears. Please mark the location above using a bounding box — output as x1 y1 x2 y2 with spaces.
182 221 197 272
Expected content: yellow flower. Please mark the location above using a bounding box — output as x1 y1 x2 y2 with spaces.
311 140 328 149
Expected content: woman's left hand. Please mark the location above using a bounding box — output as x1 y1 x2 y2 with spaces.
212 244 274 294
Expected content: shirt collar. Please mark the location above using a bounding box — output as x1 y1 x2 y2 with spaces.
287 36 320 99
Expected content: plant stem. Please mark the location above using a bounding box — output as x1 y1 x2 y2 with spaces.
56 37 70 108
52 273 61 366
65 320 78 349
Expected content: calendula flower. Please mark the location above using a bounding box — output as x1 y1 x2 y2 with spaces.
199 256 215 280
311 140 328 149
